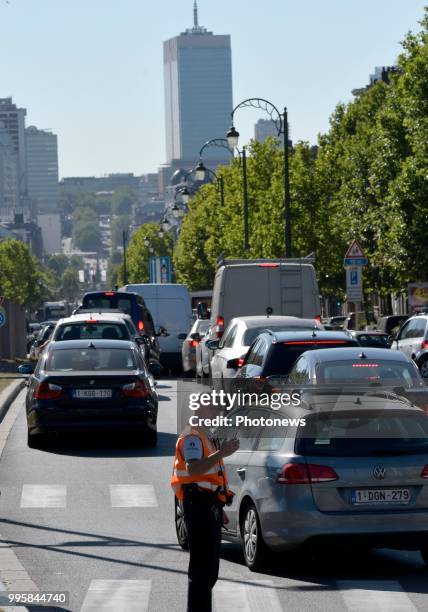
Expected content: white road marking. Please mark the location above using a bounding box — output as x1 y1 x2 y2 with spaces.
337 580 418 611
80 579 151 611
214 579 283 611
20 485 66 508
109 485 158 508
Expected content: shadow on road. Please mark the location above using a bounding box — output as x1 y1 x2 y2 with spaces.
39 431 177 458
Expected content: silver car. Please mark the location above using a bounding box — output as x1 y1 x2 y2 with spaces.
182 319 210 374
218 396 428 570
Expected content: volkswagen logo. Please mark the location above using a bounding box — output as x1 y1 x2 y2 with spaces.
373 465 386 480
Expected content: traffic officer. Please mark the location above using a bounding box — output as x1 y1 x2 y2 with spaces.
171 404 239 612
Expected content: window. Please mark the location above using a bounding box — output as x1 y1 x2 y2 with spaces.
398 321 411 340
288 357 310 384
224 325 238 348
55 323 128 341
245 339 262 365
46 348 137 371
252 340 267 366
315 359 420 388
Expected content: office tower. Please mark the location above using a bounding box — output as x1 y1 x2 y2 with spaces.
25 126 59 214
0 97 27 197
254 118 279 143
0 122 19 217
163 1 233 168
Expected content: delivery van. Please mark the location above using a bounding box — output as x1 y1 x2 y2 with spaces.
210 258 320 339
120 284 193 371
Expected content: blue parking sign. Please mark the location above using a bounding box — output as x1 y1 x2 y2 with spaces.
149 256 171 284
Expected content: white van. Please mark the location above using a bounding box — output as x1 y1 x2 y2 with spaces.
210 258 320 339
120 284 193 371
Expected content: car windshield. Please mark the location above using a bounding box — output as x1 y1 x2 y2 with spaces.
316 359 419 388
296 411 428 456
46 348 137 371
243 325 318 346
54 323 129 341
264 341 355 376
196 320 210 334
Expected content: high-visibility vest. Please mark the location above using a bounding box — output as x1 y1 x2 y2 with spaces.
171 427 229 502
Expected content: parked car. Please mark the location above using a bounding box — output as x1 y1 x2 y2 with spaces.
234 331 358 393
287 346 424 389
120 284 193 372
19 339 158 448
347 330 392 348
376 314 409 337
390 314 428 378
325 315 347 330
207 396 428 570
209 316 324 391
182 319 210 375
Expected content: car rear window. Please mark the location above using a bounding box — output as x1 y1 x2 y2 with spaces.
356 334 390 348
54 323 129 341
82 294 134 315
243 325 319 346
296 411 428 456
46 348 136 371
264 341 356 375
316 359 419 388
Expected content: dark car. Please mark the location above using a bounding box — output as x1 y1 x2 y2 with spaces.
77 291 162 370
20 339 158 448
347 330 392 348
376 315 409 336
233 330 359 393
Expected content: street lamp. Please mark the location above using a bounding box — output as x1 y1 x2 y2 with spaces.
161 217 170 233
180 186 190 205
195 160 207 182
228 98 292 257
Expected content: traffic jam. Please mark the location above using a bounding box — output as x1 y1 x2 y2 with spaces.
20 256 428 577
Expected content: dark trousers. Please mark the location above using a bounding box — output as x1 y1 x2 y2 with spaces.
183 486 222 612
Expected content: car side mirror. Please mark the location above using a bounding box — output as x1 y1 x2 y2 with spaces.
226 354 247 369
18 363 34 375
190 332 201 341
156 326 169 337
206 339 220 351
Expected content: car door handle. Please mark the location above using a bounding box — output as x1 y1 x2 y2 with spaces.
236 468 246 478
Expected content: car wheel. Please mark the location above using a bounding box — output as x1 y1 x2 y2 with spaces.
241 502 268 571
175 496 189 550
419 357 428 379
27 431 46 449
145 428 158 448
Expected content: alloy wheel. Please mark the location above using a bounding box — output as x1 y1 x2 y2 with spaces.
420 359 428 379
244 507 258 563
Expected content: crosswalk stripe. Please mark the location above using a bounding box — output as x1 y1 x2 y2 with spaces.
80 579 151 611
214 579 283 611
20 485 66 508
337 580 418 611
109 485 158 508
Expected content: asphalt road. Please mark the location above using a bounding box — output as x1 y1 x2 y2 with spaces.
0 382 427 611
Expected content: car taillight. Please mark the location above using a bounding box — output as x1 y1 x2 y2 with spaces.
315 315 321 322
105 292 114 296
138 320 145 332
277 463 338 484
421 340 428 350
188 339 198 348
34 382 63 400
237 357 245 367
421 465 428 479
85 320 97 324
216 316 224 338
122 381 150 398
258 263 279 268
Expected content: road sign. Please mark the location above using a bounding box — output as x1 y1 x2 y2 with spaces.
149 256 171 284
0 305 6 328
346 266 363 302
344 240 367 266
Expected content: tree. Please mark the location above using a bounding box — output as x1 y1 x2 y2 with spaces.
72 206 102 252
127 223 173 283
45 254 70 277
60 268 80 302
111 214 131 249
112 186 138 215
0 239 52 308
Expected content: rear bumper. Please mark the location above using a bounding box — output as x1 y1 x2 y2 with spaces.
261 508 428 551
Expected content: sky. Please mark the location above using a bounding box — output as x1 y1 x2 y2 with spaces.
1 0 426 179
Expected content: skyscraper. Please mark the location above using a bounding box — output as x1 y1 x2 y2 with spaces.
163 1 233 168
25 126 59 214
0 97 27 197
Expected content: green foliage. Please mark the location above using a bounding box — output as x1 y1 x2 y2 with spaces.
72 206 103 253
112 186 138 215
111 214 131 249
45 254 70 277
60 268 80 302
127 223 173 284
0 239 52 308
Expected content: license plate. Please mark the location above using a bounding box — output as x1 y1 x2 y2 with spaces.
72 389 112 399
351 488 411 505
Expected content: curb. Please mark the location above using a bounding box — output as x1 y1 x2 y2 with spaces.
0 380 26 425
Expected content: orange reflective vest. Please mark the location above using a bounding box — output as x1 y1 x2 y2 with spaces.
171 427 230 502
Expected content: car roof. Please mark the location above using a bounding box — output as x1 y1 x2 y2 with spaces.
302 346 412 362
229 316 320 329
263 330 353 343
55 314 130 325
350 330 389 336
46 339 135 351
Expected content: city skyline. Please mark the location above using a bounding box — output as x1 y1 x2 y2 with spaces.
0 0 426 178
